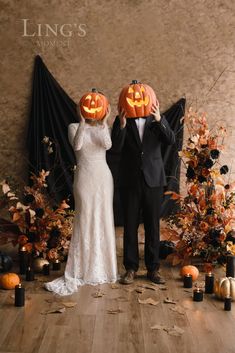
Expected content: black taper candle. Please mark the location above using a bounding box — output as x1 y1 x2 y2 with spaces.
15 283 25 307
226 255 235 277
205 272 214 294
43 264 50 275
224 296 232 311
193 288 204 302
19 246 29 275
184 274 193 288
52 259 61 271
26 266 34 281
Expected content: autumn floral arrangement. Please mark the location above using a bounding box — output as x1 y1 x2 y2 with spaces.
165 108 235 267
0 169 74 261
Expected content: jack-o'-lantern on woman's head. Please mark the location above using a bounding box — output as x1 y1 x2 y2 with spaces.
118 80 158 118
79 88 109 120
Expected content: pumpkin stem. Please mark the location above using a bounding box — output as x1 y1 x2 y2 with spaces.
91 88 97 92
131 80 138 84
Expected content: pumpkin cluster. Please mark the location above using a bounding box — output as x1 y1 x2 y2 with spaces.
78 81 158 121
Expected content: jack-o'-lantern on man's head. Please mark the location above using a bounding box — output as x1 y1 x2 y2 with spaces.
118 80 158 118
79 88 109 120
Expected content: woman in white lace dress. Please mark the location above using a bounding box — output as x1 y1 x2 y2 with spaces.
44 107 118 295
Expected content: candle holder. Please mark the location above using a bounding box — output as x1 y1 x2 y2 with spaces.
52 259 61 271
226 255 235 278
19 246 29 275
205 272 214 294
26 266 35 281
43 263 50 275
224 296 232 311
15 283 25 307
193 288 203 302
184 273 193 288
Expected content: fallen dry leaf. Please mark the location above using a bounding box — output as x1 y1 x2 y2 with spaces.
92 289 105 298
151 324 184 336
159 285 168 291
151 324 168 330
107 309 123 314
41 307 66 315
115 296 129 302
166 325 184 336
164 297 177 304
110 284 119 289
170 305 185 315
62 302 77 308
138 297 160 306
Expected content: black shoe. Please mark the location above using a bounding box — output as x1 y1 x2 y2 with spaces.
119 269 136 285
147 270 166 285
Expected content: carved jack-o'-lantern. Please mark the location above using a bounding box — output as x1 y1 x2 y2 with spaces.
118 80 158 118
79 88 109 120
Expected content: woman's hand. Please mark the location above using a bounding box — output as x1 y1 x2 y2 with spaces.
76 104 85 125
119 109 127 129
102 104 111 126
151 104 161 122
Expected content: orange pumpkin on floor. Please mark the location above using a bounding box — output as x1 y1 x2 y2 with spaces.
0 272 20 289
79 88 109 120
180 265 199 281
118 80 158 118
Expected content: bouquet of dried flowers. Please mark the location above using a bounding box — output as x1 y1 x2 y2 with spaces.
164 108 235 266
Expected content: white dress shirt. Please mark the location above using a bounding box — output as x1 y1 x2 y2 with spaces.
135 117 146 142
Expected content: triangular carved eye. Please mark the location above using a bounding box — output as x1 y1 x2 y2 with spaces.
128 87 134 93
95 95 100 101
140 86 145 92
85 95 92 100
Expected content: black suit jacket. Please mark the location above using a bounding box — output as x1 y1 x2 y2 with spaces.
111 115 175 188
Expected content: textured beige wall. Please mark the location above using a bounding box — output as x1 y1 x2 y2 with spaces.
1 0 235 189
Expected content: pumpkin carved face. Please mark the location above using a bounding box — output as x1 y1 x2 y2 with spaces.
118 80 158 118
79 88 109 120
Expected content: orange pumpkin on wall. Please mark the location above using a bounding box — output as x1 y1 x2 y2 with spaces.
79 88 109 120
180 265 199 281
118 80 158 118
0 272 20 289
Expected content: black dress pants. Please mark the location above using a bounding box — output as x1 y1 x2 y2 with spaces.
120 173 163 272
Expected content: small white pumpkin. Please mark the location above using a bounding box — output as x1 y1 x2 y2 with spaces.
214 277 235 300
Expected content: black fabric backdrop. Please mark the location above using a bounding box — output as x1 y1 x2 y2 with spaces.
27 55 185 225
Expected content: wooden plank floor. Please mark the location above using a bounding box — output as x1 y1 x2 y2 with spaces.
0 226 235 353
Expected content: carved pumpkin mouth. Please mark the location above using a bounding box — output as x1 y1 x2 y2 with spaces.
126 96 150 108
83 106 103 114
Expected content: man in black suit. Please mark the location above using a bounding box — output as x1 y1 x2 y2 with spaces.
111 99 175 284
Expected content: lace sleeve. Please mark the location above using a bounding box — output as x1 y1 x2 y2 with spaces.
68 123 86 151
98 124 112 150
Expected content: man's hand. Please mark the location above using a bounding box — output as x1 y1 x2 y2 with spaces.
119 109 127 129
76 104 85 125
151 104 161 122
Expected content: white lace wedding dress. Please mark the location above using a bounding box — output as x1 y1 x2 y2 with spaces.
44 122 118 295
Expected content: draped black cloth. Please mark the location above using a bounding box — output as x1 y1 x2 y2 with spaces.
27 55 185 224
27 55 77 203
